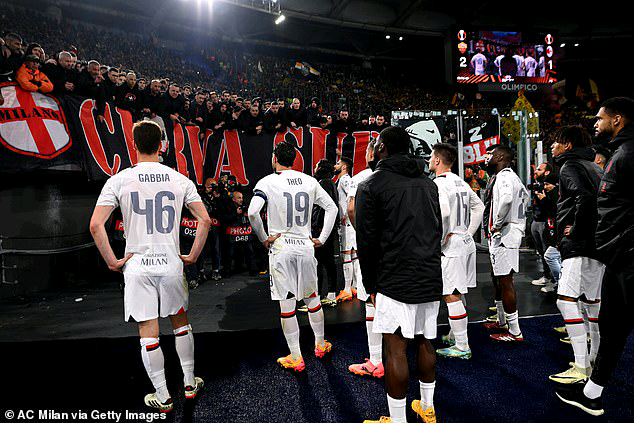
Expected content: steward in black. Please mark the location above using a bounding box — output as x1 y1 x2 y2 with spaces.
596 123 634 269
355 152 442 304
554 146 602 261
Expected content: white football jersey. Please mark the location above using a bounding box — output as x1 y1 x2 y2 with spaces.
494 55 504 75
435 172 484 257
538 56 546 76
471 53 487 75
252 169 337 251
524 56 537 77
513 55 525 76
488 167 529 248
96 161 201 276
337 173 352 220
347 168 373 201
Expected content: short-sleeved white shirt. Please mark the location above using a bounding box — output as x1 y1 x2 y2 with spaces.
435 172 480 257
96 161 201 276
471 53 487 75
347 168 373 201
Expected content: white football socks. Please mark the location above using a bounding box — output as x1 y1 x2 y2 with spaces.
387 394 407 423
140 337 170 403
447 300 469 351
557 299 589 369
581 301 601 363
342 252 353 292
279 300 301 359
505 310 521 337
173 324 195 387
420 380 436 410
584 380 604 399
365 302 382 366
495 300 507 326
305 296 325 347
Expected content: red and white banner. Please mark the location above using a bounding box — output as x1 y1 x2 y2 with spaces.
463 136 500 165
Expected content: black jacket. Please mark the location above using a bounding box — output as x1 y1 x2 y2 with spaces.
116 83 142 118
76 69 100 99
263 109 285 133
554 147 603 260
237 111 264 135
42 63 78 96
541 186 559 247
284 107 307 128
355 153 442 304
142 90 163 117
311 169 339 238
159 92 186 122
596 124 634 269
306 106 321 126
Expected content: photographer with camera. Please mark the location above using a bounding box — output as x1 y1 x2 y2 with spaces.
223 190 258 277
529 162 554 288
202 178 229 281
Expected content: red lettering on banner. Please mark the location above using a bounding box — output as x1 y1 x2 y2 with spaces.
214 130 249 185
335 132 346 163
225 226 253 236
210 217 220 227
79 99 121 176
173 124 189 178
273 129 304 172
183 125 205 185
118 108 137 166
287 127 304 148
181 217 199 229
464 136 500 165
310 127 329 175
351 131 370 176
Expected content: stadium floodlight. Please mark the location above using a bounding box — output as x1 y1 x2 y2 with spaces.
385 35 391 39
560 43 566 47
399 36 403 41
275 14 285 24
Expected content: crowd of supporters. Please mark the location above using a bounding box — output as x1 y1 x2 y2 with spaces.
1 4 603 142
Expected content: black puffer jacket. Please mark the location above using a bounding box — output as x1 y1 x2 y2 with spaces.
596 124 634 269
355 153 442 304
554 147 603 260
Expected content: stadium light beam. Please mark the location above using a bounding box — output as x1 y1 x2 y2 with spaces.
275 14 285 24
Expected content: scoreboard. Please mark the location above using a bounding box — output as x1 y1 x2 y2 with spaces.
454 28 558 91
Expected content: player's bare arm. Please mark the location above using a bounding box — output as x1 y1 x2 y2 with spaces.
89 205 132 272
180 201 212 265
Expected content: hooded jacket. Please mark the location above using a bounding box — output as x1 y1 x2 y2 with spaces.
554 147 603 261
355 153 442 304
596 124 634 269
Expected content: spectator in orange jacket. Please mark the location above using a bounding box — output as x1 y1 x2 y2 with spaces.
16 55 53 93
